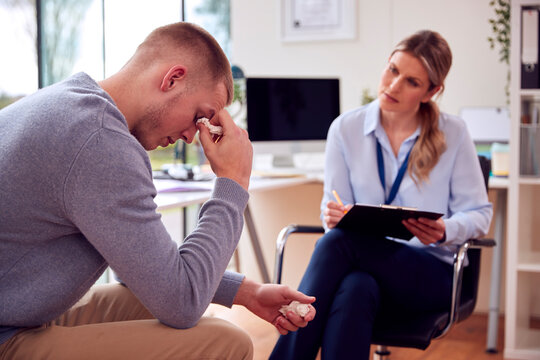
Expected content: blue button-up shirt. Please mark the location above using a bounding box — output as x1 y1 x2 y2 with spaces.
322 100 493 265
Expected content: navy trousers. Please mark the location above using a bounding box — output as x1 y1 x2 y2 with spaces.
269 228 453 360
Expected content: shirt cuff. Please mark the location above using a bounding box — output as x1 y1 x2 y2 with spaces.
212 271 245 308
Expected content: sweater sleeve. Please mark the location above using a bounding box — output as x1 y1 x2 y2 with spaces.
63 126 249 329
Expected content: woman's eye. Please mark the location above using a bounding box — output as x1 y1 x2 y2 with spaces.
408 79 419 87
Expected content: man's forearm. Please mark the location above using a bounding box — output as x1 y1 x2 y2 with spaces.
233 277 259 308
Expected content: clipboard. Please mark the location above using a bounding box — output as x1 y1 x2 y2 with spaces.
335 204 443 240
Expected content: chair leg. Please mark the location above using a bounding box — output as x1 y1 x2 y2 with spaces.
374 345 391 360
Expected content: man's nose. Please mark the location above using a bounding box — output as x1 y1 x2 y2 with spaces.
183 126 199 144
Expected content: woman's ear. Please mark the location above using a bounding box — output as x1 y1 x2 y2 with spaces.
160 65 187 92
421 85 441 103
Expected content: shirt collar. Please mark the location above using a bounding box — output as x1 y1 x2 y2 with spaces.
363 99 380 136
364 99 421 143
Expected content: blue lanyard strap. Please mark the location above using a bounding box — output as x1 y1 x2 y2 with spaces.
376 138 417 205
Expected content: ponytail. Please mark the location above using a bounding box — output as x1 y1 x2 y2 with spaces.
408 100 446 184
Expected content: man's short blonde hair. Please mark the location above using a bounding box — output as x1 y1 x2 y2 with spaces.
130 22 234 105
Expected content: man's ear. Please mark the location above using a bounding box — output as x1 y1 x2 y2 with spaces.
160 65 187 92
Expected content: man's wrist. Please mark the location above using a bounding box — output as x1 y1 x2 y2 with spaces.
216 174 250 191
233 277 258 306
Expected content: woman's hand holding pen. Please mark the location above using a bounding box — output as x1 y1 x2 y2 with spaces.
402 217 446 245
324 190 352 229
324 201 353 229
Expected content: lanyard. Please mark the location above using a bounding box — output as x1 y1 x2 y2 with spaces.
376 138 416 205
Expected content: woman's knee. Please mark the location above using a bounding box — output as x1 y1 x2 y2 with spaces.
313 229 353 257
336 271 380 310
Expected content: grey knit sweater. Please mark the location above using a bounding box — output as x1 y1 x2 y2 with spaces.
0 73 248 345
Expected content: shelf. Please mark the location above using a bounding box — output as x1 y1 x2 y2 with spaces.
516 0 540 6
506 342 540 360
515 329 540 356
519 177 540 185
505 349 540 360
520 89 540 100
518 264 540 272
507 1 540 358
518 251 540 269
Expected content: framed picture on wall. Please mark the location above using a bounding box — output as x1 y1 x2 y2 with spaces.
281 0 357 42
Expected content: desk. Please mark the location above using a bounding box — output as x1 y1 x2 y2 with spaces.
154 176 320 283
486 177 508 353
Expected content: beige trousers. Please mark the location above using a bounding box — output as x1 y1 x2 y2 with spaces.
0 283 253 360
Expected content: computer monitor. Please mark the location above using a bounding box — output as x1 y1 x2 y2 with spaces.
246 77 340 167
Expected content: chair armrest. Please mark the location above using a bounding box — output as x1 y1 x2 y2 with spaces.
273 224 325 284
281 225 326 235
469 238 496 248
438 237 496 338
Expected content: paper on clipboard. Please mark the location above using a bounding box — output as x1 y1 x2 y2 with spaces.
335 204 443 240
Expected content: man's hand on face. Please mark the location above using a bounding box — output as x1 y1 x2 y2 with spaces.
197 109 253 191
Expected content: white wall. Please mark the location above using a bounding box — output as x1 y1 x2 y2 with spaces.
230 0 509 315
230 0 508 116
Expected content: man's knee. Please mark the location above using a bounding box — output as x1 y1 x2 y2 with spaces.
201 317 254 360
225 322 254 360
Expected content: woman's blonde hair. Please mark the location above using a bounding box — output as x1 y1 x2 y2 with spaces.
392 30 452 183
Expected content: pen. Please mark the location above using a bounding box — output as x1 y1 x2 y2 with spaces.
332 190 348 214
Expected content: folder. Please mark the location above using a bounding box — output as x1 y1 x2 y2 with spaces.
335 204 443 241
522 8 540 89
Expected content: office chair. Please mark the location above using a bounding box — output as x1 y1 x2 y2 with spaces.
273 156 495 359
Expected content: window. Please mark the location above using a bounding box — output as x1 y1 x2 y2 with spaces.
1 0 232 170
38 0 104 87
0 0 38 110
103 0 183 170
184 0 231 57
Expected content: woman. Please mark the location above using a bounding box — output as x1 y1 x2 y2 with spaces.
270 30 492 359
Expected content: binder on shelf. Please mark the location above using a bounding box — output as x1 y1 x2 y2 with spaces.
520 124 540 177
521 8 540 89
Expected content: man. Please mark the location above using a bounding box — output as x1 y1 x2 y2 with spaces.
0 22 315 359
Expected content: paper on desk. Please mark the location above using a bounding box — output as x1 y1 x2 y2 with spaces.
154 179 215 193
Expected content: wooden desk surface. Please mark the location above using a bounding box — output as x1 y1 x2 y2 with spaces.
154 175 320 211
